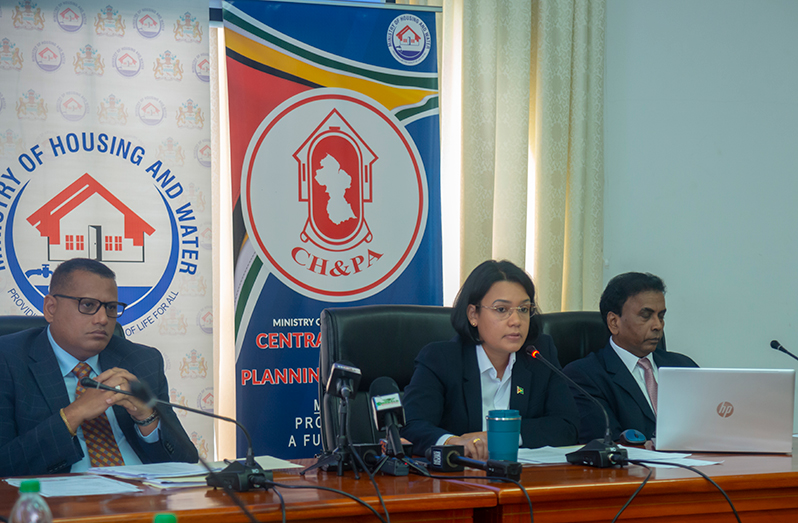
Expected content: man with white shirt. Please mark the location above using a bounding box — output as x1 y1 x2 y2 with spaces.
563 272 698 443
0 258 197 476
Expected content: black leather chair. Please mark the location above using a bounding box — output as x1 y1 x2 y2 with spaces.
318 305 455 450
318 305 624 451
0 315 125 338
538 311 612 366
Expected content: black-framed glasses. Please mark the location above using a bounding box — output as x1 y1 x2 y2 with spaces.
54 294 127 318
480 304 534 320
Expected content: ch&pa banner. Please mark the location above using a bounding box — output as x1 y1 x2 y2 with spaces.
224 0 442 458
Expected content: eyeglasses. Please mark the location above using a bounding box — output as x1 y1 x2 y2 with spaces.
480 304 534 320
54 294 127 318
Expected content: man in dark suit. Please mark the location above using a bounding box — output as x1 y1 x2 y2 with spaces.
0 258 198 476
563 272 698 443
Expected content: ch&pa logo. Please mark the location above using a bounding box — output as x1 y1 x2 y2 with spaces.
242 88 428 301
0 132 202 335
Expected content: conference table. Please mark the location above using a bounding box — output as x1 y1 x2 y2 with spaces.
3 443 798 522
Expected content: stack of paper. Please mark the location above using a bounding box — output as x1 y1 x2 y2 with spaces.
5 475 141 497
517 446 721 467
87 456 302 489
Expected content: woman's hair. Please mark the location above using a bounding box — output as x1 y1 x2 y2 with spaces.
450 259 539 345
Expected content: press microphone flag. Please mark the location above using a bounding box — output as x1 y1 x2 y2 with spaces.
425 446 522 480
368 376 406 458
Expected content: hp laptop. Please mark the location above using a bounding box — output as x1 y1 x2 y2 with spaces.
656 367 795 453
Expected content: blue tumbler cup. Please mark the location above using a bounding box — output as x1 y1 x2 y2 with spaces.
487 409 522 461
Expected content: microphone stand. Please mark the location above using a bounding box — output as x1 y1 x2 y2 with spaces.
84 378 271 492
527 347 627 468
300 390 365 478
370 427 429 477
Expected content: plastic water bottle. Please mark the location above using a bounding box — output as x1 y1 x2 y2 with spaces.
9 479 52 523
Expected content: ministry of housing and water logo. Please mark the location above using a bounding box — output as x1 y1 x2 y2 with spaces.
54 2 85 33
0 132 201 332
387 14 431 66
242 88 428 301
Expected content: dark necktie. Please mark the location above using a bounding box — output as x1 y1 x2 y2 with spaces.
73 362 126 467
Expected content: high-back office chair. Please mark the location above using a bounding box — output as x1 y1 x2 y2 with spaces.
318 305 626 451
318 305 456 450
0 315 126 338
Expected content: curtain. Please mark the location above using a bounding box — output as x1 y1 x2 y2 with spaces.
459 0 605 312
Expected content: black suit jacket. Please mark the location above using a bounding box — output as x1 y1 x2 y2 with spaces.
562 342 699 442
400 334 579 456
0 327 199 476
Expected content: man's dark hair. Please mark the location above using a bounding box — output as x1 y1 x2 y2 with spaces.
451 259 539 345
599 272 666 328
49 258 116 295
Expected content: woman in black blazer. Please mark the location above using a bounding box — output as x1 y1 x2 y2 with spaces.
401 260 579 459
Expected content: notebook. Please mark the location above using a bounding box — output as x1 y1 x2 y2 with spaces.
655 367 795 453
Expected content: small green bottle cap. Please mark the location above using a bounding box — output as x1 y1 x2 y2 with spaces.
19 480 41 493
153 513 177 523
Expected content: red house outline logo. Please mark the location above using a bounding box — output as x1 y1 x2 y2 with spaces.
59 8 80 22
396 26 421 45
26 173 155 262
117 53 138 67
62 97 83 111
141 102 160 116
38 47 58 61
139 14 158 28
294 108 377 252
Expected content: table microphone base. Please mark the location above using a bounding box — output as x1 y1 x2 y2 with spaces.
566 439 628 468
206 460 273 492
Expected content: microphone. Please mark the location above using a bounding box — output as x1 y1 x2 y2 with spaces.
80 377 157 407
771 340 798 362
527 346 627 468
369 376 406 458
425 446 522 480
326 360 361 399
80 376 269 492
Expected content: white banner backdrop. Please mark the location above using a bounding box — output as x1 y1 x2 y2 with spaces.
0 0 213 458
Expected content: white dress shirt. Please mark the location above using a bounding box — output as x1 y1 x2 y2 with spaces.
435 344 515 445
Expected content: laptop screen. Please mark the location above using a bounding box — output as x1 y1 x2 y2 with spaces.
656 367 795 453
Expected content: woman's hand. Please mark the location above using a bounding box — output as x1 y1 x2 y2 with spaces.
446 431 489 461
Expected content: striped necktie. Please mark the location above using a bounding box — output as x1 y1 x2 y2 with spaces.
73 362 126 467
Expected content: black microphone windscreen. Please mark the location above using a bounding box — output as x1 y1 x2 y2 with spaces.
369 376 400 397
130 380 156 406
771 340 782 350
80 377 97 388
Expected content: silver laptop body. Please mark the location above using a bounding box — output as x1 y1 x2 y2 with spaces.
656 367 795 453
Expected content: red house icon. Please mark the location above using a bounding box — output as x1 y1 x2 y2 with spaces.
118 53 137 66
141 102 160 116
140 14 157 28
38 47 58 61
62 97 83 110
396 26 421 45
59 8 79 22
27 173 155 262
